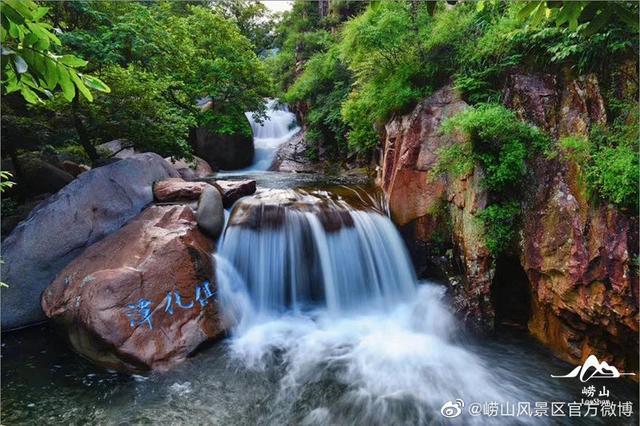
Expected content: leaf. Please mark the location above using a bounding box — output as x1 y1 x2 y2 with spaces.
13 55 27 73
612 4 640 31
518 1 542 21
57 54 88 68
57 67 75 101
32 6 49 21
70 69 93 102
43 58 58 88
20 85 40 104
582 8 612 37
83 74 111 93
476 1 485 12
3 0 36 21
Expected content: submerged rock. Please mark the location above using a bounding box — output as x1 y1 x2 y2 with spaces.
213 179 256 208
41 205 223 372
1 153 179 330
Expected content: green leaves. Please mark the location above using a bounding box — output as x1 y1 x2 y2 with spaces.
518 1 639 35
1 0 110 103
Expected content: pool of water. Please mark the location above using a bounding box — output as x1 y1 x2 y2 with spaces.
2 301 637 425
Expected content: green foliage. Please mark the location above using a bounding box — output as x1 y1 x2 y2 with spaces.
212 0 276 54
339 1 431 150
516 1 639 35
0 0 110 104
285 45 351 156
87 65 196 158
3 1 271 161
557 104 639 210
432 142 473 180
440 104 550 256
0 171 15 193
477 202 521 256
442 104 548 192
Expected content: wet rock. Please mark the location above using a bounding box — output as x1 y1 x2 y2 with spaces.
196 185 224 239
41 205 223 372
213 179 257 208
1 153 179 330
154 178 210 202
164 156 213 179
378 86 494 329
191 127 254 170
380 85 467 228
503 71 606 138
503 73 559 136
558 74 607 137
60 160 90 177
521 157 637 373
270 131 320 173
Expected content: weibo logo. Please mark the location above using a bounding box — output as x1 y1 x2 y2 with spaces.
551 355 636 382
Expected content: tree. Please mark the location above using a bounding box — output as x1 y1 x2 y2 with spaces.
1 0 110 104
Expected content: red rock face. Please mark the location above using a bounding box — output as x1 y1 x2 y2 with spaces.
41 205 223 372
522 158 638 373
380 85 467 229
379 86 495 330
379 73 638 373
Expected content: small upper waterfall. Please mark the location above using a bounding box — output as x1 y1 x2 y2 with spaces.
243 99 300 172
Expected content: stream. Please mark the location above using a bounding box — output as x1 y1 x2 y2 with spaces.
1 102 637 425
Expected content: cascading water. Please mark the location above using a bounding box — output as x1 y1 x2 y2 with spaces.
241 99 300 172
215 187 536 425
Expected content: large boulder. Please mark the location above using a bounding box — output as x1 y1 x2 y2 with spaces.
164 156 213 179
96 139 136 159
191 127 254 170
41 205 224 372
18 156 74 196
1 153 179 330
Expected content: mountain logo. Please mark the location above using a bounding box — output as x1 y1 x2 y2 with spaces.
551 355 636 382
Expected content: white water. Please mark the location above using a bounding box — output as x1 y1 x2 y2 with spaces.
241 99 300 172
215 190 535 424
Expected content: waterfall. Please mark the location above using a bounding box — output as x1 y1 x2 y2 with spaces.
217 188 416 317
242 99 300 172
215 188 525 423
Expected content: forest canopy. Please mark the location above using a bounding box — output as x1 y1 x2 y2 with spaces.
1 0 638 213
2 0 273 163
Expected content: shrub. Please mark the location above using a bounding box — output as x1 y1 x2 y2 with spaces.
439 104 550 256
477 202 521 256
442 104 548 193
